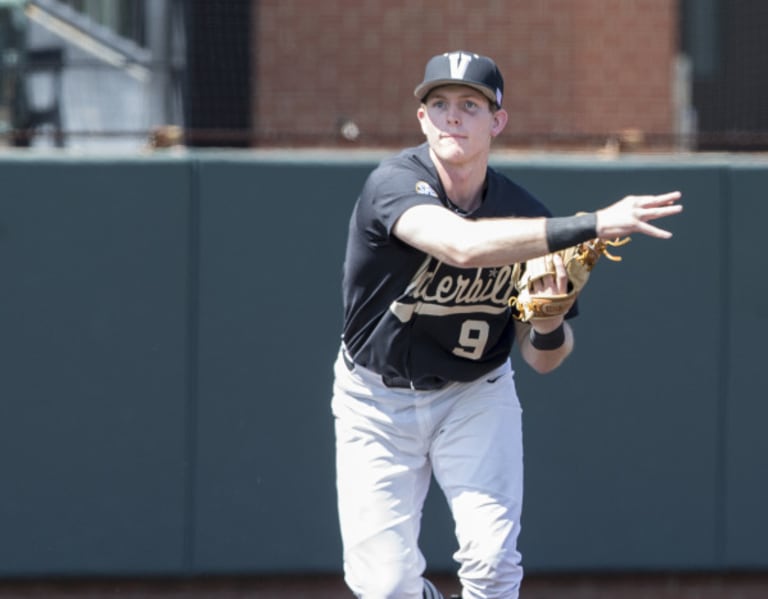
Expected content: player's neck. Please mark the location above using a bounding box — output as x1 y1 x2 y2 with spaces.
432 154 488 213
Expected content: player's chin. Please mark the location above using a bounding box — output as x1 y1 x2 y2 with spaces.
438 135 468 148
434 139 470 161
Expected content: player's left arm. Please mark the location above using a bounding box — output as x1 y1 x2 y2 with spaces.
514 252 574 373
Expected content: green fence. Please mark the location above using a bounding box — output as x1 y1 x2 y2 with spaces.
0 151 765 577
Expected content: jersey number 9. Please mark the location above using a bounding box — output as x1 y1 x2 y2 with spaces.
453 319 489 360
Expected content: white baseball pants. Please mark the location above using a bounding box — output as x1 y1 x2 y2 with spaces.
332 347 524 598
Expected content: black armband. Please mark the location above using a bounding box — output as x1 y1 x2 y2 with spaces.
529 324 566 351
545 213 598 253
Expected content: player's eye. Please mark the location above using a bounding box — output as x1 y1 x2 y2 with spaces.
463 100 479 111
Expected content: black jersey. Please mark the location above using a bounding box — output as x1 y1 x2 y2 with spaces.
341 143 563 388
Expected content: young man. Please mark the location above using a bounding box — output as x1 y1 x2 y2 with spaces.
332 51 682 598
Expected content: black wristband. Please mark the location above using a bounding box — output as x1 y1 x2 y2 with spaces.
545 213 598 253
529 324 566 351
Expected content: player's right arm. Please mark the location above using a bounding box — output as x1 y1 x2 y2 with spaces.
515 319 574 374
391 191 682 269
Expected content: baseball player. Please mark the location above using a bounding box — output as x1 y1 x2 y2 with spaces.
332 50 682 599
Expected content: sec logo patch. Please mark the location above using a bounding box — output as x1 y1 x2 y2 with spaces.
415 181 438 197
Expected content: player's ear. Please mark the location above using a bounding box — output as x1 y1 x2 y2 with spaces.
491 108 508 137
417 105 429 134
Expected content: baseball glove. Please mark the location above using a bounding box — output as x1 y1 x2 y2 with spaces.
509 236 631 322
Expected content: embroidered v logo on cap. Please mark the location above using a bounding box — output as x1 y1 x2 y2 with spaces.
414 51 504 108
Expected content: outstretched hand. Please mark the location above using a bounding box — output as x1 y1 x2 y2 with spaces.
596 191 683 240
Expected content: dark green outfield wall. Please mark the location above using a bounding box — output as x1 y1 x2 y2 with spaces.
0 152 765 577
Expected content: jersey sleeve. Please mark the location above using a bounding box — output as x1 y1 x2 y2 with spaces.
357 154 444 242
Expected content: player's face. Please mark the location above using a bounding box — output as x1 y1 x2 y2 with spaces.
418 85 507 165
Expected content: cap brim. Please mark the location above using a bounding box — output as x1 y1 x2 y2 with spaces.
414 79 498 106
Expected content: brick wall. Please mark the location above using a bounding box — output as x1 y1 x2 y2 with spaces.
254 0 678 149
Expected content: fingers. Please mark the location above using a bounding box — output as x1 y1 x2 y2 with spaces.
632 194 683 237
635 191 682 208
636 204 683 229
625 193 682 219
531 254 568 294
634 221 673 239
530 277 546 293
634 195 683 219
527 254 569 333
647 204 684 217
553 253 567 290
597 191 683 239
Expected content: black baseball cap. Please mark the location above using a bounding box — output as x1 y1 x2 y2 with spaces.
414 51 504 108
